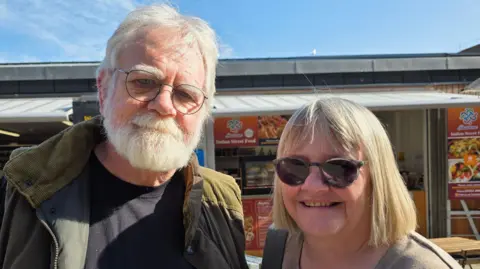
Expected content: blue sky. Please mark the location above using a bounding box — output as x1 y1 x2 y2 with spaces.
0 0 479 63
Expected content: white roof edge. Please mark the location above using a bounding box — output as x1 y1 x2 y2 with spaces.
0 97 72 123
0 112 70 123
211 91 480 118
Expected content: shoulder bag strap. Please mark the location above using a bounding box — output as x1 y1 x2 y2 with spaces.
261 228 289 269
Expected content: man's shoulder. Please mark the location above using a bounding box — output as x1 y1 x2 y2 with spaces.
2 117 101 208
381 232 462 269
5 146 35 163
198 166 243 215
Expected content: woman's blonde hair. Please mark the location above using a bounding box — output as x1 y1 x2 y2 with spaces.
272 97 417 247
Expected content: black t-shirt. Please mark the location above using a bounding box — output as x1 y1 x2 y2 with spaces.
84 153 195 269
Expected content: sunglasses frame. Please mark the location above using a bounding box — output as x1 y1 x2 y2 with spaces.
272 157 367 188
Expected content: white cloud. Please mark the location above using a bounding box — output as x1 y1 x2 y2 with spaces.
0 52 41 63
0 0 7 20
19 54 41 62
218 42 234 59
0 0 236 62
0 0 141 61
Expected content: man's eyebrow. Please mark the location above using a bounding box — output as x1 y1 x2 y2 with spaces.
129 64 165 79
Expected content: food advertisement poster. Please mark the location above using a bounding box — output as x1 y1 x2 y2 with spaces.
214 115 290 148
242 196 273 256
214 117 258 148
258 115 290 145
448 107 480 200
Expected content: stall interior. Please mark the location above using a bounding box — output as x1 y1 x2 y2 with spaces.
213 109 427 256
376 110 427 237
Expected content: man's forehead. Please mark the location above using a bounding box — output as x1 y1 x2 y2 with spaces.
120 38 202 68
133 27 201 59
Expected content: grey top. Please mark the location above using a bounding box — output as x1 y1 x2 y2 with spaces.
282 232 462 269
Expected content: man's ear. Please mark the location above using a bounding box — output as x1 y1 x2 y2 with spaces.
97 69 109 116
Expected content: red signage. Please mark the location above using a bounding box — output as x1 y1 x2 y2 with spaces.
449 183 480 199
447 107 480 138
214 117 258 148
242 196 273 256
447 107 480 200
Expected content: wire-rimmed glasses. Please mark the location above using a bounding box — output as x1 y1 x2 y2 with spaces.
116 69 207 115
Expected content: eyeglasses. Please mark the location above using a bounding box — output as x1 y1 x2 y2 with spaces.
116 69 208 115
273 157 366 188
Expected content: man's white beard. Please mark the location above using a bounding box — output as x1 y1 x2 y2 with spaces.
102 100 203 172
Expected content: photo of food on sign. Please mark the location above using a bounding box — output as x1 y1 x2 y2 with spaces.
449 138 480 159
244 216 255 244
448 138 480 182
258 116 289 144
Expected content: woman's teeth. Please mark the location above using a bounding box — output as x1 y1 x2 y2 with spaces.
303 202 338 207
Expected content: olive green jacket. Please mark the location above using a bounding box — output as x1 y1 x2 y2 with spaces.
0 116 248 269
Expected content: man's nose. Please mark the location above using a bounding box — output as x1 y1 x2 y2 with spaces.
148 87 177 116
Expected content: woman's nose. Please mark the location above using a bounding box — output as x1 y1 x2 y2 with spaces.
300 167 329 191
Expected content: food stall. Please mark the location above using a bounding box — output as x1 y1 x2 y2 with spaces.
205 89 480 256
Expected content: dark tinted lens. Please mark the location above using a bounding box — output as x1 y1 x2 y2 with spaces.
275 158 310 186
322 159 359 188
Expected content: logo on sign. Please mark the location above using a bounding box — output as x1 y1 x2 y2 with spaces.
227 119 243 133
460 108 478 125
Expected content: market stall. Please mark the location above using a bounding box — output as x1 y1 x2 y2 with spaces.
205 89 480 256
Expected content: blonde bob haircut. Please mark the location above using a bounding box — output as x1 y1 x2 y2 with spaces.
272 97 417 247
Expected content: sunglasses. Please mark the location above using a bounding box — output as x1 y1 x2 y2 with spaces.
273 157 366 188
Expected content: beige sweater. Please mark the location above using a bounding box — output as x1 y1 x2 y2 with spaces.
282 232 462 269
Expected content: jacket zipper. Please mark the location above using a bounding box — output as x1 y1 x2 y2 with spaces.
38 218 60 269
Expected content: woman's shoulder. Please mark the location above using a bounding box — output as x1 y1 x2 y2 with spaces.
376 232 462 269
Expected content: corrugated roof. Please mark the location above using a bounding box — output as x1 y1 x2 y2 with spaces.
0 97 72 123
212 91 480 117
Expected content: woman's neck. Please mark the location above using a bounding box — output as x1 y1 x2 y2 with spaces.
299 225 387 269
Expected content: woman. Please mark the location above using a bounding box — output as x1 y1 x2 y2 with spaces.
267 98 461 269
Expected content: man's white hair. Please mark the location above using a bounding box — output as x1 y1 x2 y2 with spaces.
96 4 219 109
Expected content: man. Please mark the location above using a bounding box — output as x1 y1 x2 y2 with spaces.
0 4 248 269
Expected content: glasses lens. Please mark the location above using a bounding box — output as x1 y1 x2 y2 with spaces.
172 85 205 114
275 158 310 186
322 159 359 188
126 70 161 101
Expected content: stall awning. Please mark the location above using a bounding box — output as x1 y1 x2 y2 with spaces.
212 90 480 117
0 97 72 123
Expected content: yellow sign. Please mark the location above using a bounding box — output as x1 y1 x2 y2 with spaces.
84 116 93 121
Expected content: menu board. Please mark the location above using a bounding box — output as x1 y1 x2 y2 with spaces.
214 115 290 148
447 107 480 199
242 196 273 256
